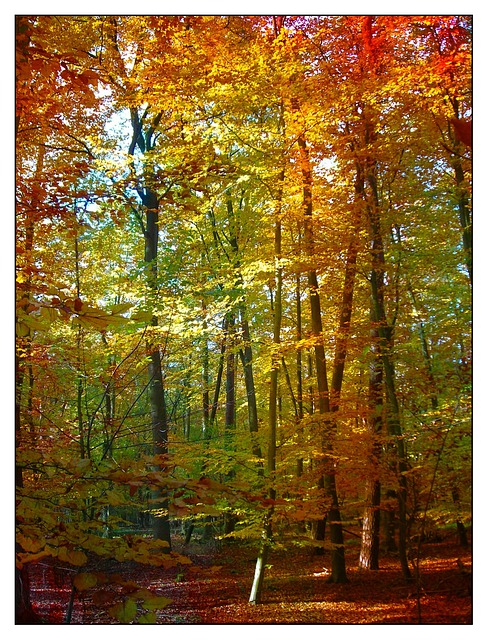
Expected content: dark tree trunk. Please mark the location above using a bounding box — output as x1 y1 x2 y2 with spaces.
383 489 398 552
295 274 305 477
450 99 472 285
225 314 236 438
365 158 411 582
129 108 171 549
238 312 262 460
225 192 263 460
223 313 237 536
296 122 347 583
148 348 171 546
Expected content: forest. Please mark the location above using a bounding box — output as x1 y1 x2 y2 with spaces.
15 15 472 625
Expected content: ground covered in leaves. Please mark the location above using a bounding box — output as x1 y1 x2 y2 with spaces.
27 535 472 624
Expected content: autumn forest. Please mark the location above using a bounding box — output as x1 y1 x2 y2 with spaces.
15 15 472 625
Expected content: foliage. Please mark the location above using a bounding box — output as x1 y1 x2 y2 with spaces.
16 15 471 622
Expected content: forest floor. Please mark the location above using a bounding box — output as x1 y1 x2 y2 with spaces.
27 535 472 625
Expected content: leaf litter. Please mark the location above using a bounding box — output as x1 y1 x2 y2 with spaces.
27 536 471 624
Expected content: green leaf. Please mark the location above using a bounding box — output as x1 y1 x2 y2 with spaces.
16 322 30 337
73 572 98 591
142 595 172 611
138 612 157 624
108 598 138 623
131 310 153 323
105 489 128 507
110 302 133 314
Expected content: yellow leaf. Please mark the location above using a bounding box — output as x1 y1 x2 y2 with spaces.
58 547 88 566
17 534 44 554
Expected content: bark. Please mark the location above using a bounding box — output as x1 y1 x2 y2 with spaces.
225 193 263 459
202 314 210 438
130 108 171 548
359 326 383 570
249 516 272 604
238 312 262 459
249 167 284 604
330 234 359 411
225 314 236 437
296 123 347 583
223 313 237 536
450 100 472 285
353 20 410 578
295 274 305 477
366 169 411 581
208 316 228 432
148 347 171 545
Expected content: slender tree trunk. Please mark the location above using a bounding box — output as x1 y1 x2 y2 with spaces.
146 200 171 547
225 192 263 460
238 311 262 459
328 217 361 575
223 314 237 535
295 274 305 477
129 108 171 548
450 100 472 285
329 233 359 411
15 367 38 623
209 318 227 430
296 120 347 583
359 324 383 570
224 315 236 438
249 168 284 604
202 309 210 438
366 168 411 581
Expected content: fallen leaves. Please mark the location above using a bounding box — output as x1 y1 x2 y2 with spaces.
27 537 471 624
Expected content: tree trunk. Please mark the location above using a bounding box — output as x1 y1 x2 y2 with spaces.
148 347 171 545
249 167 284 604
225 192 263 460
249 516 272 604
202 314 210 438
295 274 305 477
450 99 472 285
359 324 383 570
238 312 262 460
296 122 347 583
130 108 171 548
223 313 237 536
366 169 411 581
